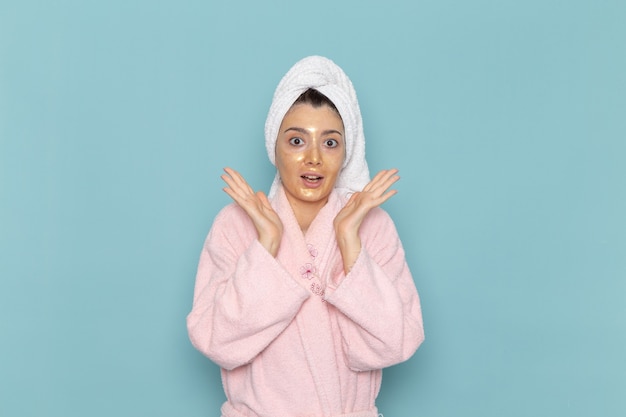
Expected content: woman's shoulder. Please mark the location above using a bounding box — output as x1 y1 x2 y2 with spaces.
360 206 400 242
210 203 255 233
365 205 394 224
214 202 244 220
204 203 256 251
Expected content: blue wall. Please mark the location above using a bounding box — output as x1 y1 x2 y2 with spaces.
1 1 624 416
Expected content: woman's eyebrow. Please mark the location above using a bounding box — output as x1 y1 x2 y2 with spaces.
283 127 309 135
283 127 343 136
322 129 343 136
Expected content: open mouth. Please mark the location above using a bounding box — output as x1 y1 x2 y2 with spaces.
301 175 323 181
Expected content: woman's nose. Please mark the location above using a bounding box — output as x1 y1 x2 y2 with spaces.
305 144 322 165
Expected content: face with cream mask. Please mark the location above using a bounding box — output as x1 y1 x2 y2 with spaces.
275 90 345 217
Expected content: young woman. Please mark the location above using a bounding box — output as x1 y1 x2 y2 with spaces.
187 56 424 417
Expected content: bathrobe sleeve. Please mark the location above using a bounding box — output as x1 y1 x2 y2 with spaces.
187 204 310 370
324 208 424 371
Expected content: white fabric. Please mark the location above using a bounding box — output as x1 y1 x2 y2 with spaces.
265 56 370 197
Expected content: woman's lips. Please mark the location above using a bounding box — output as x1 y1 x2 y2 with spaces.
301 174 324 188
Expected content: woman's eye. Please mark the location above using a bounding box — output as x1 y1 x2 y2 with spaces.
289 137 303 146
325 139 338 148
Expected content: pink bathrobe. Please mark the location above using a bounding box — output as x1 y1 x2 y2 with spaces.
187 185 424 417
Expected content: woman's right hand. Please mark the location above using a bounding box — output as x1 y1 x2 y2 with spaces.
221 167 283 257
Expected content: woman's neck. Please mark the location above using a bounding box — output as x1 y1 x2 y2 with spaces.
286 197 328 234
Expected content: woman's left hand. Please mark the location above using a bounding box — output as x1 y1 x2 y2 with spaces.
334 169 400 274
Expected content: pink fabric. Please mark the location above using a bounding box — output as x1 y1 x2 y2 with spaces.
187 185 424 417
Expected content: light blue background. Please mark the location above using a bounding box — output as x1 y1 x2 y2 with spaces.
1 1 624 416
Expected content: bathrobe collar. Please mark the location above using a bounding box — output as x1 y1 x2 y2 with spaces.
271 183 344 291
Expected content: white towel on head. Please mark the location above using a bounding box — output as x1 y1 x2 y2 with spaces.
265 56 370 198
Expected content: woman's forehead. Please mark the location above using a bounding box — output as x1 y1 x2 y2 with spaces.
279 103 345 134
